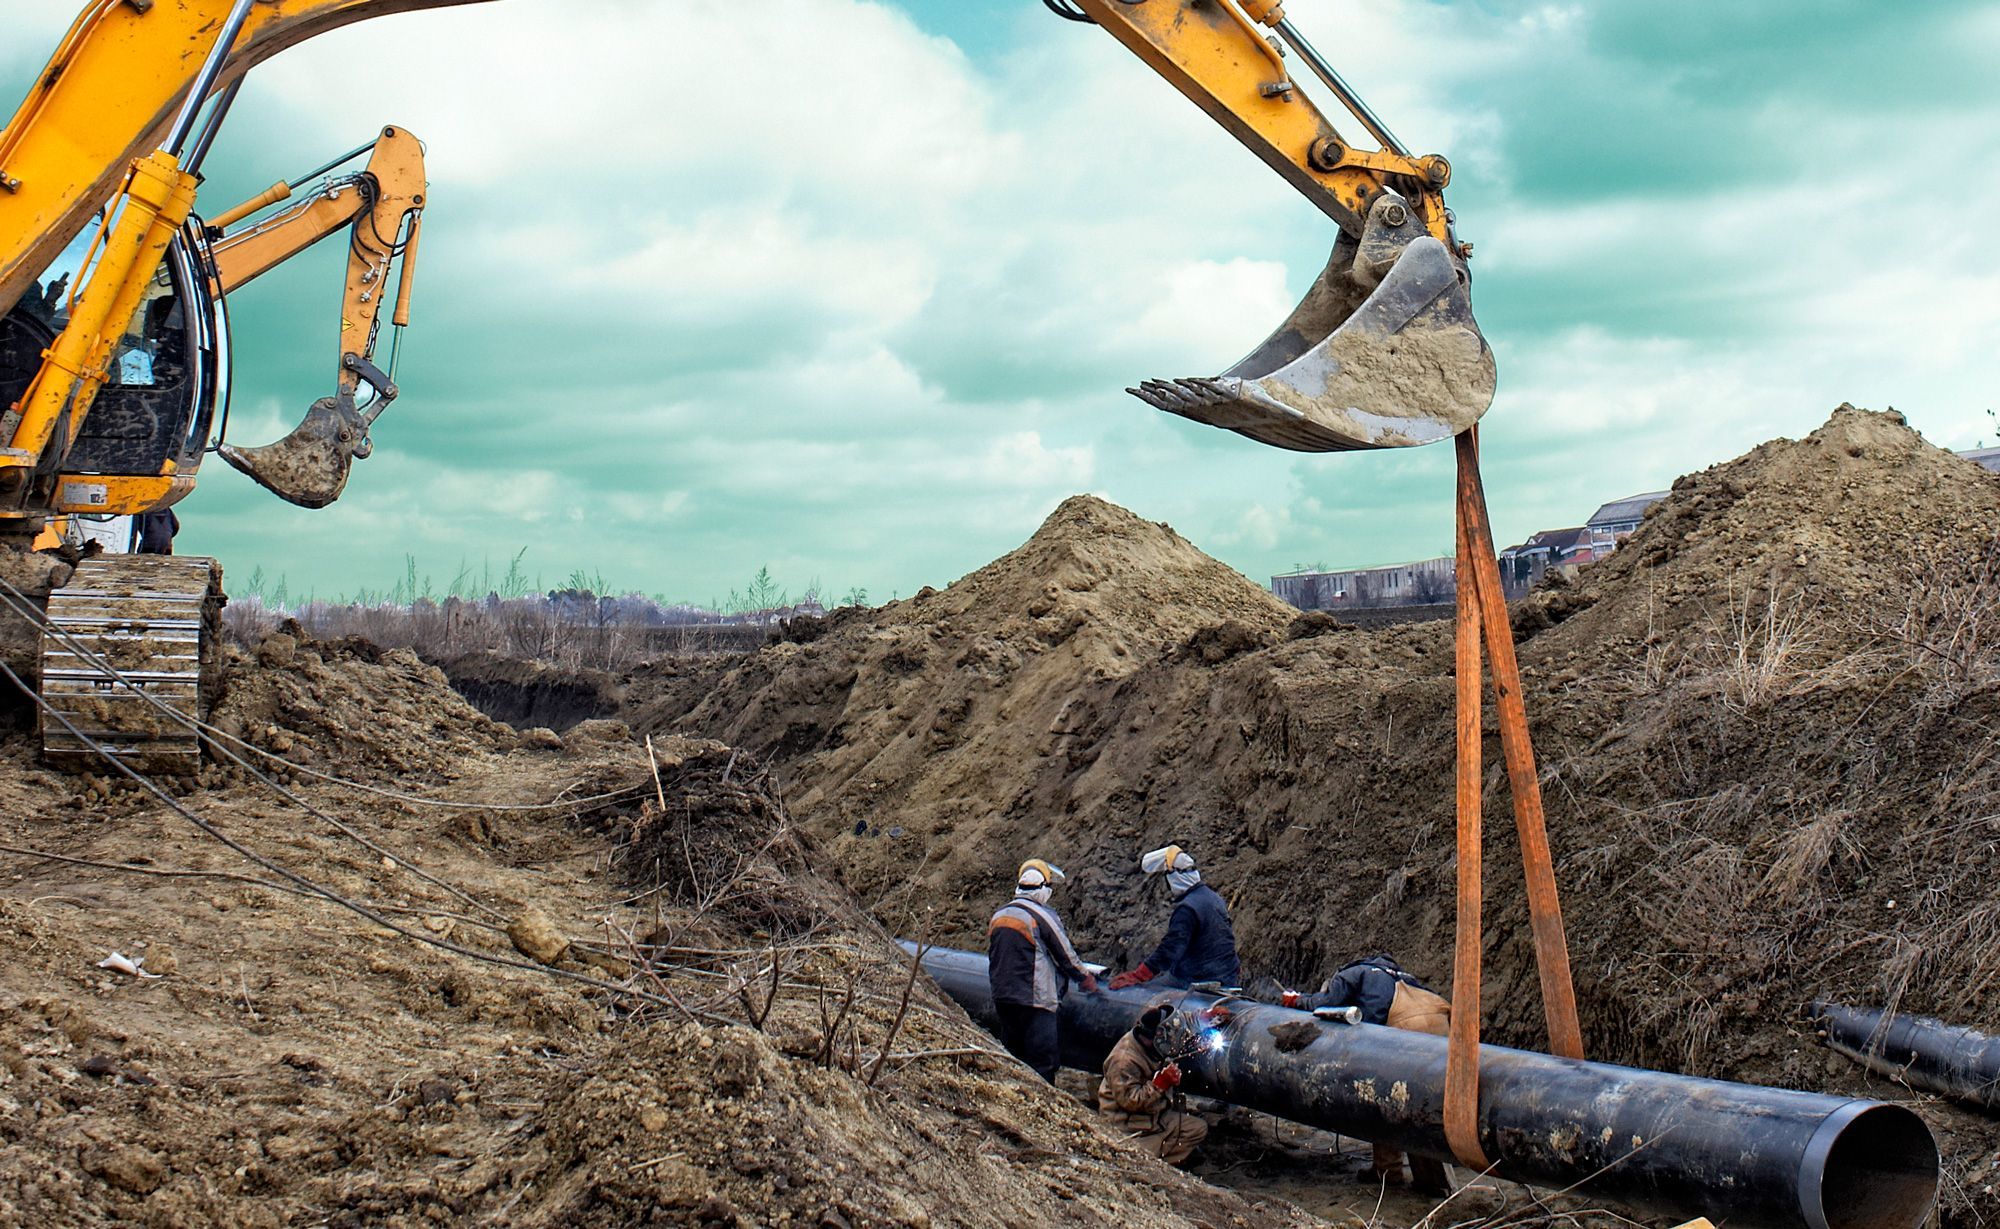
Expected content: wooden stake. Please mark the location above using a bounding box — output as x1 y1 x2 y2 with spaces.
644 735 668 813
1445 469 1493 1172
1454 430 1585 1061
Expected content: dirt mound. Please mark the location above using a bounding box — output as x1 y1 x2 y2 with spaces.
0 622 1313 1226
1518 404 2000 644
621 496 1297 907
210 629 516 781
638 408 2000 1222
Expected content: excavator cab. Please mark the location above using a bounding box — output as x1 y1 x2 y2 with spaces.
63 225 227 485
0 221 226 505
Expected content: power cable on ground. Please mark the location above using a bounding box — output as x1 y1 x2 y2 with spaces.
0 574 654 924
0 655 729 1025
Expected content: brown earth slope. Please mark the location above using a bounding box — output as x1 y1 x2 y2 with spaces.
633 406 2000 1221
0 633 1317 1228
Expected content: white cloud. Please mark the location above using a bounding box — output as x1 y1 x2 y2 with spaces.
250 1 1017 205
1215 503 1291 552
940 430 1095 490
45 0 1988 602
1118 258 1297 363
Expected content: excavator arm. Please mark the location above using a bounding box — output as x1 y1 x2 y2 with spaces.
0 0 479 523
1071 0 1456 242
1065 0 1495 450
0 0 486 319
206 125 428 508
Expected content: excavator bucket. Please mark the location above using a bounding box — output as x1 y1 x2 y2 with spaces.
1131 193 1495 451
218 394 368 509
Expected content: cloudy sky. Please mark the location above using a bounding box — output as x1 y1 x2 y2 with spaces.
5 1 1997 605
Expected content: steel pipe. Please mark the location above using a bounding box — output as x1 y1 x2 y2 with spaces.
1811 1000 2000 1112
912 945 1936 1229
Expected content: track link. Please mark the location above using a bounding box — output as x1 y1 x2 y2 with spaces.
40 555 223 774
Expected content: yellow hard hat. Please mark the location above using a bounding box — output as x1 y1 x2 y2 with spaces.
1018 858 1067 888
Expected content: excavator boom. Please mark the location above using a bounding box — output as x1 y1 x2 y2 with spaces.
0 0 487 320
207 125 428 508
1070 0 1495 449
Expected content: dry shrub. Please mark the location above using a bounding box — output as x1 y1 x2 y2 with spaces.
1757 808 1861 902
1876 534 2000 719
617 743 828 937
225 595 766 672
300 595 642 672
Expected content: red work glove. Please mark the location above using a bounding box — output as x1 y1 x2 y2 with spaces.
1150 1061 1183 1092
1108 963 1154 990
1080 973 1100 994
1196 1004 1233 1028
1280 990 1302 1009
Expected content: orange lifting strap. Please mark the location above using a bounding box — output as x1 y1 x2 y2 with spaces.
1443 428 1584 1173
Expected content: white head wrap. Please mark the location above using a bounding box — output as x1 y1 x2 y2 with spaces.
1017 858 1065 906
1141 845 1202 896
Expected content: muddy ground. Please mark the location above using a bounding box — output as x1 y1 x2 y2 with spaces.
0 637 1349 1227
10 404 1997 1227
625 406 2000 1224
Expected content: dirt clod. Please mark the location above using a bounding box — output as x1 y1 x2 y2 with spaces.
81 1145 165 1195
505 908 570 965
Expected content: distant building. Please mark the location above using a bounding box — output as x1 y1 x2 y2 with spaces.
1272 489 1677 613
1497 527 1596 596
1959 447 2000 474
1273 556 1456 612
1585 491 1669 556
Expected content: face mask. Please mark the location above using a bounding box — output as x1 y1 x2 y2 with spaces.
1167 868 1201 896
1018 884 1052 905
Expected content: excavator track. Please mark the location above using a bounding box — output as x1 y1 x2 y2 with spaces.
40 555 224 774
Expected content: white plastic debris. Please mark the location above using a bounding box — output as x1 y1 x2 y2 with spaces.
96 952 161 979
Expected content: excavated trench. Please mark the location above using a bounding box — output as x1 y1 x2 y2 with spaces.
619 407 2000 1225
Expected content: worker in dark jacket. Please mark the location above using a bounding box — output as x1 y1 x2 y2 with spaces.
135 509 178 555
1108 845 1239 990
987 858 1097 1082
1283 955 1452 1193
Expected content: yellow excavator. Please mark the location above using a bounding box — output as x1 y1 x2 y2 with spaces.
0 0 1494 769
17 122 429 531
0 97 427 767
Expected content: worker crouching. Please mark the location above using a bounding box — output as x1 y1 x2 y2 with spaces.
1285 955 1452 1193
1097 1002 1208 1166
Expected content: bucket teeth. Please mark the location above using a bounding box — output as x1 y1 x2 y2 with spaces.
1131 378 1242 416
1128 223 1495 452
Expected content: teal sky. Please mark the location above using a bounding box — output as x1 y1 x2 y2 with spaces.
4 1 1997 604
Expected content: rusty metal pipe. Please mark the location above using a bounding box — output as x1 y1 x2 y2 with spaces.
912 945 1936 1229
1811 1000 2000 1112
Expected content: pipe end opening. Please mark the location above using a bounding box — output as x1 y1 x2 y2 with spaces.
1807 1103 1938 1229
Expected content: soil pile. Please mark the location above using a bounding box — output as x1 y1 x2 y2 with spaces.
0 627 1315 1228
636 407 2000 1220
623 496 1299 927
